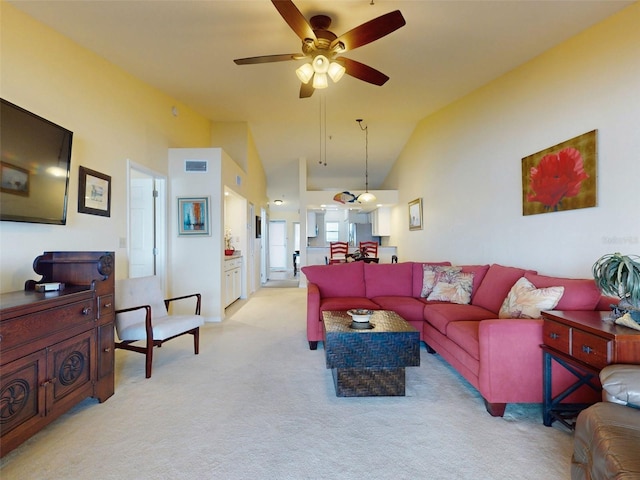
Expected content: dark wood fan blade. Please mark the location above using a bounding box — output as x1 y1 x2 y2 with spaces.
300 82 315 98
234 53 303 65
338 57 389 86
272 0 316 42
330 10 405 52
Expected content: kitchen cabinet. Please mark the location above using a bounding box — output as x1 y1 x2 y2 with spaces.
224 256 242 307
307 211 317 237
371 207 391 236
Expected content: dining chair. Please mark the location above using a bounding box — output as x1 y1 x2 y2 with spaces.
329 241 349 264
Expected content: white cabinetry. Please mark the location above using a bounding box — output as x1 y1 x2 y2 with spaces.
307 211 317 237
371 207 392 236
224 257 242 307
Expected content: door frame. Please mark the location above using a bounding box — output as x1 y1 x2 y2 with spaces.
127 160 167 288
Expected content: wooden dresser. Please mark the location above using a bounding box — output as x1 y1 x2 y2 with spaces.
0 251 115 457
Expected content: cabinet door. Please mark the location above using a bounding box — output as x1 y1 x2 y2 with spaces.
0 350 46 447
233 268 241 301
47 330 95 415
225 270 233 307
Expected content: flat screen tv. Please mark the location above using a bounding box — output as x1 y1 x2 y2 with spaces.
1 98 73 225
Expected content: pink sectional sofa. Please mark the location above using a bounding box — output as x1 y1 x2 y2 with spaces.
302 261 613 416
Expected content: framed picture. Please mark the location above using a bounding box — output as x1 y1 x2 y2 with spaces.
1 162 30 196
408 198 423 231
522 130 597 216
178 196 210 236
78 166 111 217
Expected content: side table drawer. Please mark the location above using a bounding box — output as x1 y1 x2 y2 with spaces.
572 329 611 369
543 320 570 354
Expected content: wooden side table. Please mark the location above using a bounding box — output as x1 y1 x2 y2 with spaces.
541 310 640 429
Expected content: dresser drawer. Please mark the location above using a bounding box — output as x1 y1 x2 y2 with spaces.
0 299 95 353
543 320 570 354
98 294 114 318
572 329 611 369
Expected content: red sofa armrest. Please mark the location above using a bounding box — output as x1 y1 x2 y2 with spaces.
478 318 545 403
307 282 322 342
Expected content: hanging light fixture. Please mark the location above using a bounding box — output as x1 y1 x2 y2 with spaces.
296 54 346 90
356 119 376 203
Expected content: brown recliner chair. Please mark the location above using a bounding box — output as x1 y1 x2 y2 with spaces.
571 364 640 480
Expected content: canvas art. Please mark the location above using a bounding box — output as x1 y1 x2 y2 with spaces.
178 197 210 236
522 130 597 216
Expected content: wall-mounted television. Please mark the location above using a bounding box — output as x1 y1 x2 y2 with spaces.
1 98 73 225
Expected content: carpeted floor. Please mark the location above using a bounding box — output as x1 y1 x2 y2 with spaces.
0 287 574 479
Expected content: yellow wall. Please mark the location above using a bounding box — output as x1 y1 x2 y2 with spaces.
383 3 640 277
0 3 264 291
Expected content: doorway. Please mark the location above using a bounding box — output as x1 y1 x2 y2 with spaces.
127 161 166 284
268 220 286 272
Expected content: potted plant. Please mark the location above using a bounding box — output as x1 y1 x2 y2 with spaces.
224 228 235 256
592 252 640 323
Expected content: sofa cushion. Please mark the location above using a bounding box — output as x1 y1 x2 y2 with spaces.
427 272 474 304
364 262 413 298
302 262 365 298
370 296 428 323
472 264 536 313
320 297 380 313
424 303 496 335
421 265 461 298
446 321 480 360
498 276 564 319
524 272 602 310
460 264 491 300
412 261 452 297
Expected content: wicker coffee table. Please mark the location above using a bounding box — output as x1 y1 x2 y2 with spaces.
322 310 420 397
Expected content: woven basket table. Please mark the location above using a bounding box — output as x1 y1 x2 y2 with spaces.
322 310 420 397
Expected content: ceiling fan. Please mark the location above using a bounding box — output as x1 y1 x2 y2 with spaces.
233 0 406 98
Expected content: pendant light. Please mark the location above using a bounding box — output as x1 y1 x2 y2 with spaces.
356 119 376 203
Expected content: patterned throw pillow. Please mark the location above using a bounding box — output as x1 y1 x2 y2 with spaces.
499 276 565 319
427 272 475 304
421 265 462 298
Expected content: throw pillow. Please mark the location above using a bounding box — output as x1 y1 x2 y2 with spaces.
499 276 565 319
427 271 475 304
421 265 462 298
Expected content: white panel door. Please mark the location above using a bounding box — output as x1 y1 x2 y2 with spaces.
268 220 286 270
129 172 155 278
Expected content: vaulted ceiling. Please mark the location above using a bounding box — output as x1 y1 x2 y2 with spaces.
9 0 632 211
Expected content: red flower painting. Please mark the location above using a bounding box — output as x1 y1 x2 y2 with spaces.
527 147 589 211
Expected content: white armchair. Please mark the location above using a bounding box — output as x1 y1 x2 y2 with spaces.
114 276 204 378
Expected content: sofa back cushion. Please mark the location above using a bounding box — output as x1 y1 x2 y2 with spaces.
524 272 602 310
365 262 414 298
411 261 452 297
472 264 536 313
459 264 491 300
302 262 365 298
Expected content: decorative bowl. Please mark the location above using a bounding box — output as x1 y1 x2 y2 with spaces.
347 309 373 323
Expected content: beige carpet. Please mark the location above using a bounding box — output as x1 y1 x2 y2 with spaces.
0 287 573 479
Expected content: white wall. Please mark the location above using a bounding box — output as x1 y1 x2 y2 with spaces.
383 3 640 278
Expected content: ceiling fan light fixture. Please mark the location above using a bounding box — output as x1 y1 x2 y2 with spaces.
328 62 346 82
312 72 329 89
296 63 314 84
312 54 330 74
